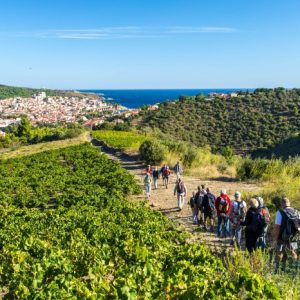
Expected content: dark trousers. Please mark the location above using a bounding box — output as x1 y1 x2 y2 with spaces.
245 229 259 253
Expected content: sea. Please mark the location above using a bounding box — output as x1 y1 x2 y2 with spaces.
79 89 253 109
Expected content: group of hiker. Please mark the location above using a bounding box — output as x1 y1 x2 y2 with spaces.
189 187 270 251
143 161 181 197
143 161 300 267
190 187 300 264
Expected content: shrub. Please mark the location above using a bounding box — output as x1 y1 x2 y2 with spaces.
237 158 270 181
139 140 167 165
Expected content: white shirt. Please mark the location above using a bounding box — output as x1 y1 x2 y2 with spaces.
275 210 282 225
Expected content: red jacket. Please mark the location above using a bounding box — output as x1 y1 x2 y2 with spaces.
145 167 153 175
215 194 231 216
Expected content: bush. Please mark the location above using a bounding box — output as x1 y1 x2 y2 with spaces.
139 140 167 165
237 158 270 181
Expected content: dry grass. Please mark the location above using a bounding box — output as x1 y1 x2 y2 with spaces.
0 132 89 160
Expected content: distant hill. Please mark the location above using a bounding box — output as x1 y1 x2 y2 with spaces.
136 88 300 154
0 84 97 100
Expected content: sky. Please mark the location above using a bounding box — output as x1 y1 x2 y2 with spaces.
0 0 300 89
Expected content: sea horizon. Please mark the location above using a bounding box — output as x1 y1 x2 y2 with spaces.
80 88 254 108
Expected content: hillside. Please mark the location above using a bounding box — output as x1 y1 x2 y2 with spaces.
0 84 96 100
137 88 300 154
252 134 300 159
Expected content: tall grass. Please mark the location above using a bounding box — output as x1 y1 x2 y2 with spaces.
237 157 300 210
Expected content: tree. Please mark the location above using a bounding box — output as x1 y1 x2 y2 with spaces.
16 117 31 140
139 140 167 165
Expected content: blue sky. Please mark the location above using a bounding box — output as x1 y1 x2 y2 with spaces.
0 0 300 89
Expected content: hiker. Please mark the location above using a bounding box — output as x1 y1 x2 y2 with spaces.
230 191 247 248
202 187 216 232
215 189 231 238
273 197 300 271
189 192 197 224
152 167 160 189
144 172 152 199
256 196 270 249
174 161 183 180
241 198 265 253
174 178 187 210
194 185 207 225
162 166 171 188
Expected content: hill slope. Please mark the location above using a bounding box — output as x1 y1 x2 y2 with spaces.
0 84 96 99
137 88 300 154
252 134 300 159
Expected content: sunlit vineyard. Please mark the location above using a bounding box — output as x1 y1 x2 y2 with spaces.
92 130 149 151
0 144 281 298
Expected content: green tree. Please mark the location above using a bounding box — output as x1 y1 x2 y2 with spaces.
16 117 31 140
139 140 167 165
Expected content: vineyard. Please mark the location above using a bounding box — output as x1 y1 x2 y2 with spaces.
0 143 281 298
92 130 149 151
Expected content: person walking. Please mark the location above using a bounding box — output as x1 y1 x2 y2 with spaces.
174 178 187 210
273 197 300 272
256 196 270 249
152 167 160 189
215 189 231 238
162 166 171 188
241 198 266 253
144 172 152 199
174 161 183 180
194 186 202 225
202 188 216 232
189 192 198 224
230 191 247 248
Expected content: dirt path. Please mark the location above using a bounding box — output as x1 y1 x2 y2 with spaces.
92 139 262 253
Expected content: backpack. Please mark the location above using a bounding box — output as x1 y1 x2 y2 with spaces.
280 208 300 242
177 182 185 194
163 169 170 177
207 193 215 211
247 210 266 233
195 193 203 207
219 198 228 213
259 207 270 227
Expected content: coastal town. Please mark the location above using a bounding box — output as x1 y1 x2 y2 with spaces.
0 92 142 130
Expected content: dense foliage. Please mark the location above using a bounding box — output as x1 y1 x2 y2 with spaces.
0 144 280 298
139 139 167 165
253 134 300 159
138 88 300 154
0 117 84 149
